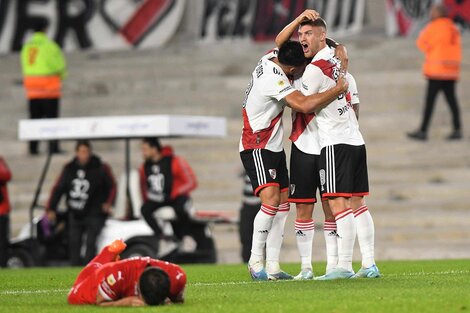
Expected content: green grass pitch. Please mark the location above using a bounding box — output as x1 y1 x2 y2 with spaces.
0 260 469 313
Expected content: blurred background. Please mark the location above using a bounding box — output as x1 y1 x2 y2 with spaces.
0 0 469 264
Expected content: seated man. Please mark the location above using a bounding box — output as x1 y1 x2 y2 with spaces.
68 239 186 306
139 138 197 241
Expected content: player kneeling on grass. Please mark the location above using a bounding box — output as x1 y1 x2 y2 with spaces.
68 239 186 306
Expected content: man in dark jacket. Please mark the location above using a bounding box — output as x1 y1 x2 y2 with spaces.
139 138 197 241
0 156 12 267
47 140 116 265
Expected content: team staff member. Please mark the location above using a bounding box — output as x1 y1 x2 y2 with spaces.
20 20 67 155
408 4 462 141
240 40 348 281
68 239 186 306
47 140 116 265
139 138 197 241
0 157 12 268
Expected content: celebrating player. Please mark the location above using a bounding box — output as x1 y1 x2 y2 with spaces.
240 40 348 281
68 239 186 306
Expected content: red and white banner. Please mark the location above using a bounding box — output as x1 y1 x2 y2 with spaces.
386 0 470 37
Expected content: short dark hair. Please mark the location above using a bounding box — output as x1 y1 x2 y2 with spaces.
32 19 49 32
75 140 91 151
142 138 162 152
300 17 327 31
139 267 171 306
278 40 307 67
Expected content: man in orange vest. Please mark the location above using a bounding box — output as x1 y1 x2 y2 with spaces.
20 20 67 155
408 4 462 141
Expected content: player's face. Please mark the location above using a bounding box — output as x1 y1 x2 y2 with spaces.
298 24 325 58
76 145 91 166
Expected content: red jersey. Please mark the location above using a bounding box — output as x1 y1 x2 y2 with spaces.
68 257 186 305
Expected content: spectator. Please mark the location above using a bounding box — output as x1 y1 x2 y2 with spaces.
139 138 197 242
0 157 12 268
46 140 116 265
407 4 462 141
20 19 67 155
238 171 260 263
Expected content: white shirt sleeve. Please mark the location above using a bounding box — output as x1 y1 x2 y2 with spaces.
259 68 295 101
346 73 360 105
301 66 324 96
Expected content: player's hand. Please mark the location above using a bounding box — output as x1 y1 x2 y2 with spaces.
336 75 349 94
102 203 113 215
47 211 56 223
334 44 349 72
130 297 145 307
296 9 320 24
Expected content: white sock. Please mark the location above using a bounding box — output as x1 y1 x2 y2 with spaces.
323 220 338 273
266 202 289 273
354 205 376 268
335 209 356 272
249 203 278 268
295 219 314 271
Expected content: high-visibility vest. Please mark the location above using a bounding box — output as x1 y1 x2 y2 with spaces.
416 17 461 80
20 32 67 99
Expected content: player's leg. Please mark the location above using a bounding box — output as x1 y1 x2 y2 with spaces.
240 149 281 280
351 145 380 278
288 144 317 280
266 151 292 280
316 145 356 280
321 200 338 274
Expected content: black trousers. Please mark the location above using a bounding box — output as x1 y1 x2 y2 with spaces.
68 213 106 266
28 98 60 154
141 196 192 240
238 202 259 263
420 79 461 133
0 215 9 268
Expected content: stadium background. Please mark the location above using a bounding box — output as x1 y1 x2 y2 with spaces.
0 0 469 264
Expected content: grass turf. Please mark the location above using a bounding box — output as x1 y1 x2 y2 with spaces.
0 260 469 313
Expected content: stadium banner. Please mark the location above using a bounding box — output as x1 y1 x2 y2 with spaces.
386 0 470 37
0 0 366 54
0 0 186 53
196 0 366 41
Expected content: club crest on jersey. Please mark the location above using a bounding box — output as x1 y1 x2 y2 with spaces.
269 169 277 179
290 184 296 195
278 80 285 86
106 274 116 286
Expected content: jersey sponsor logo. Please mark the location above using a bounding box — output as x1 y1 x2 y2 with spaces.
302 82 308 91
107 274 116 286
290 184 296 195
337 104 350 116
268 169 277 179
258 229 269 234
176 272 184 280
279 86 293 94
256 64 264 78
242 77 254 108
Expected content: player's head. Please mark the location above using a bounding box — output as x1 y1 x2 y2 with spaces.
141 137 162 161
75 140 92 165
277 40 308 77
138 267 171 306
298 17 327 58
430 4 447 20
32 19 49 33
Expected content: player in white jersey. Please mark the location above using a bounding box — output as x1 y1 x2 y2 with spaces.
298 17 379 280
275 10 352 280
240 40 348 281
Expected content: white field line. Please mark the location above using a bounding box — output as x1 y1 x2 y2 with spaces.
1 270 469 295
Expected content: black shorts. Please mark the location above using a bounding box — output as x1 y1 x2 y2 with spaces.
319 144 369 198
240 149 289 196
288 143 320 203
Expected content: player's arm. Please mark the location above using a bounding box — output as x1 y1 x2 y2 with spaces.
284 76 348 114
347 73 360 120
275 9 319 47
96 293 145 307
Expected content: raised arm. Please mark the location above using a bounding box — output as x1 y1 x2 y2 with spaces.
275 9 320 47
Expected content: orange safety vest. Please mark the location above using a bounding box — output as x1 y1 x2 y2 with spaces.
23 75 61 99
416 17 461 80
